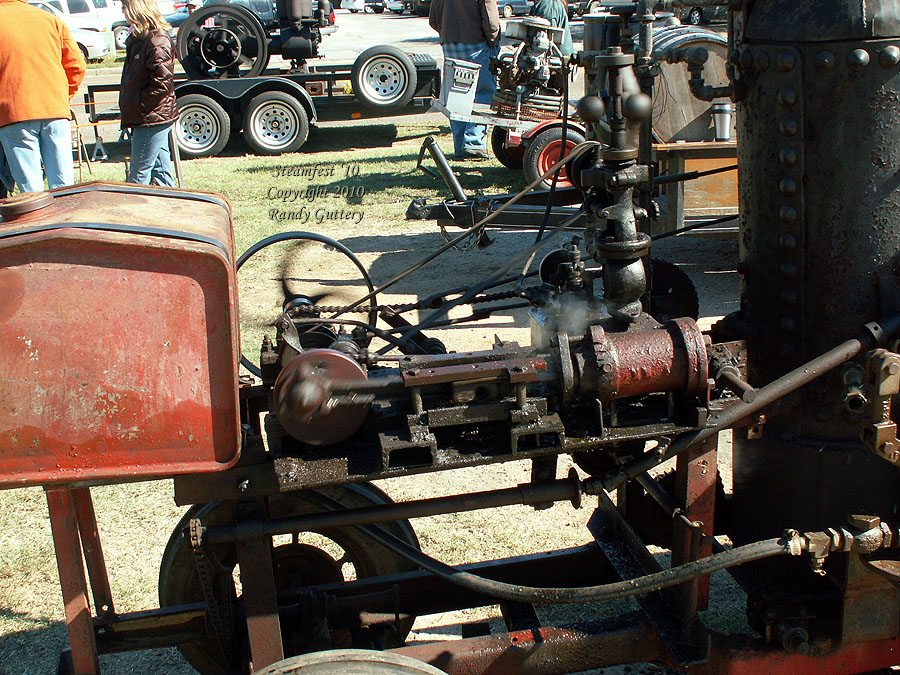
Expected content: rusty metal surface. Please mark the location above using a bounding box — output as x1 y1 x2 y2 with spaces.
46 488 100 675
0 183 241 487
392 613 669 675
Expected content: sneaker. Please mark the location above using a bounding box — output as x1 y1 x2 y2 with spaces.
460 147 491 160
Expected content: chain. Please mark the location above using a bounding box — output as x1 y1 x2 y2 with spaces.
189 518 234 661
290 289 529 317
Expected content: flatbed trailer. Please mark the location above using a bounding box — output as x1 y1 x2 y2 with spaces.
85 50 440 159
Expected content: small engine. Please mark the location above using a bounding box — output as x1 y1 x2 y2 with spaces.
491 17 568 121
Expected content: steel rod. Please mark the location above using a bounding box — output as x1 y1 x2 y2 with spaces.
204 474 582 545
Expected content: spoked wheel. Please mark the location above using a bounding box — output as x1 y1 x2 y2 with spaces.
243 91 310 155
159 484 422 675
258 649 446 674
113 24 130 50
235 232 379 378
176 3 270 79
351 46 417 109
175 93 231 158
523 127 586 190
501 3 513 17
687 7 703 24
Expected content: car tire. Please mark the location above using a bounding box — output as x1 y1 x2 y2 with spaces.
373 3 385 11
113 25 130 50
523 127 585 189
687 7 703 24
349 7 359 11
243 91 310 155
78 44 89 62
414 4 428 15
175 93 231 159
351 45 418 109
391 8 403 12
501 3 513 17
587 0 601 13
490 126 524 169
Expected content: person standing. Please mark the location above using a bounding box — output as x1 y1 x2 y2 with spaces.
429 0 501 159
119 0 177 186
0 0 86 193
531 0 574 56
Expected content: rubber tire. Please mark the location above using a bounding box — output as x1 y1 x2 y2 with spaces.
587 0 601 13
351 45 417 109
349 7 359 11
391 8 403 11
687 7 702 24
373 3 385 11
501 3 513 17
414 3 428 15
523 127 585 190
257 649 446 675
490 126 523 169
113 24 130 50
242 91 310 155
175 93 231 158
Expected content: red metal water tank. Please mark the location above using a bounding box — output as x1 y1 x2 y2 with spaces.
0 183 241 487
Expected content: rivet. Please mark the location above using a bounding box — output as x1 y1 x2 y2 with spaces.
780 290 798 304
777 51 795 71
779 118 798 136
777 87 797 107
780 317 797 331
738 48 753 69
756 51 770 71
848 48 870 71
779 177 797 195
780 263 798 278
879 46 900 68
814 50 835 72
779 205 797 224
779 148 798 166
779 233 797 248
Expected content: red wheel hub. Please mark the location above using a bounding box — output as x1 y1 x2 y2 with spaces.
538 139 575 188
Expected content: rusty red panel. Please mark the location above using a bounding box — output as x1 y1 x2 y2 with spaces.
0 184 241 487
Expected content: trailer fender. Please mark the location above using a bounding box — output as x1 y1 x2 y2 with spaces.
520 119 587 143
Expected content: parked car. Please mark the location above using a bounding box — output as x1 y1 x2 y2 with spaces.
366 0 385 12
29 0 117 55
670 1 727 24
29 0 115 30
498 0 530 17
412 0 428 15
71 24 114 61
386 0 411 12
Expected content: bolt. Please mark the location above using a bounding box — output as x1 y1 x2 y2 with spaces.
779 118 798 137
779 205 797 224
777 87 797 107
779 148 798 167
779 177 797 196
847 49 870 72
887 362 900 376
879 45 900 68
848 514 880 530
777 51 795 72
814 50 835 72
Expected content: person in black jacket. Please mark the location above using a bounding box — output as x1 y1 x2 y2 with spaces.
119 0 176 186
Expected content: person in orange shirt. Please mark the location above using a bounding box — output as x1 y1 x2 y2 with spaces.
0 0 86 193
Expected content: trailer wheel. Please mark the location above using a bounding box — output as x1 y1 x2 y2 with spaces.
257 650 446 674
159 484 421 674
175 93 231 158
351 45 417 109
523 127 585 189
243 91 310 155
490 126 524 169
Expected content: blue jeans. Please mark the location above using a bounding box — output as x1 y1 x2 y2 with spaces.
0 118 73 192
128 123 175 187
442 42 499 154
